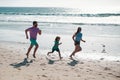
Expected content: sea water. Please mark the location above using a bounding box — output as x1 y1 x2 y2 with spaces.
0 7 120 60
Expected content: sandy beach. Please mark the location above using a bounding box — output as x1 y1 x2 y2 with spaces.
0 41 120 80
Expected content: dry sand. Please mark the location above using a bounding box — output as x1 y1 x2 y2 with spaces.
0 42 120 80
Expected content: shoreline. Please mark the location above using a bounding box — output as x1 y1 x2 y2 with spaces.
0 41 120 61
0 42 120 80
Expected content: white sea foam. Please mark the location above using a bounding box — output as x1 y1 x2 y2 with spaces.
0 15 120 25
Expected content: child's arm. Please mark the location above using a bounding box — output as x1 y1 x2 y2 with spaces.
81 39 86 43
59 42 62 45
25 29 29 39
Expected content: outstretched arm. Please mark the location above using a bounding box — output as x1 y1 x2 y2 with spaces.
81 39 86 43
25 29 29 39
59 42 62 45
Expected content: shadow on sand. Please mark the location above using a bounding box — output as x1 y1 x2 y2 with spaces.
68 60 79 66
10 58 33 68
46 56 60 64
48 59 55 64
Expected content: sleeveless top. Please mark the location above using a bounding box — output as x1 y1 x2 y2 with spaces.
75 32 82 42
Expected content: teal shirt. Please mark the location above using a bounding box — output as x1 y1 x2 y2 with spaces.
53 41 59 49
75 32 82 42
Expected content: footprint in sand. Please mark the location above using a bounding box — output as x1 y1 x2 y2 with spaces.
98 73 102 75
86 71 89 72
63 74 68 76
80 68 83 69
17 68 21 70
116 76 120 78
104 67 111 70
37 75 41 79
77 75 81 77
80 62 84 64
102 76 106 78
40 63 46 66
42 75 48 78
65 70 68 71
42 68 45 71
108 73 113 75
108 73 120 78
87 68 93 71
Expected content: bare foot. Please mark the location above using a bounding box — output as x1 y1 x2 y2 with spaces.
60 57 63 60
47 53 49 56
69 56 74 60
26 53 29 58
33 54 36 58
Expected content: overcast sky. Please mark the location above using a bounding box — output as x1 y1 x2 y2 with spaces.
0 0 120 9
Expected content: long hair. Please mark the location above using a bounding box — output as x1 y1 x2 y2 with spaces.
75 27 81 35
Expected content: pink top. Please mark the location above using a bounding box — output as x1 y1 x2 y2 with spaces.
26 27 40 40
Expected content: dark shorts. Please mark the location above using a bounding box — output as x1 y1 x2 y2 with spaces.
52 48 60 52
74 41 80 45
30 38 38 46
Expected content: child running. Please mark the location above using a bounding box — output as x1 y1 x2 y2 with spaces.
70 27 86 60
47 36 63 60
25 21 41 58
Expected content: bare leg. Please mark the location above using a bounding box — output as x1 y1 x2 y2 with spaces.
70 45 81 59
33 44 39 58
26 44 33 58
47 52 53 56
72 46 81 56
58 51 62 60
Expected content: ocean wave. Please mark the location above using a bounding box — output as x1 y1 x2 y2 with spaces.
0 20 120 26
72 23 120 26
0 12 120 17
